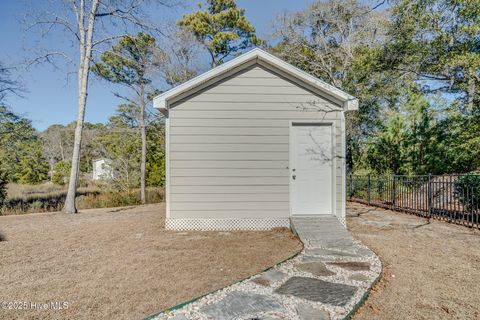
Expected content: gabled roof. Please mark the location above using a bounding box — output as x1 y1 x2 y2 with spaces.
153 48 358 112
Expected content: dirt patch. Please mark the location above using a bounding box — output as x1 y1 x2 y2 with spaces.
347 202 480 320
0 204 302 319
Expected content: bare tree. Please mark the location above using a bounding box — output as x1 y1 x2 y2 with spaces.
155 28 202 86
28 0 174 213
272 0 386 88
0 62 23 104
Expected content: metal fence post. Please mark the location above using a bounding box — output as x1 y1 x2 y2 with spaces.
428 173 433 217
367 174 371 205
392 175 396 209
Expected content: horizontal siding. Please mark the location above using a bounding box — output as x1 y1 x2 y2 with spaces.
171 160 288 169
234 67 278 78
170 193 287 202
171 201 288 211
171 119 296 127
170 143 288 152
172 177 287 186
170 135 289 144
170 102 337 111
200 76 297 87
170 111 340 120
180 93 332 104
170 152 288 161
171 127 288 136
169 64 344 220
171 168 288 177
202 85 319 95
170 185 289 194
170 210 289 219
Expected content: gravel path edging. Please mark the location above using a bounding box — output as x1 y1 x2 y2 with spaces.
144 246 304 320
342 253 383 320
149 217 382 320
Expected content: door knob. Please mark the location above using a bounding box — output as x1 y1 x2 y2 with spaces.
292 175 296 180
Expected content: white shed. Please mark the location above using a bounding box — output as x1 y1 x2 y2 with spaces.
154 48 358 231
92 158 113 181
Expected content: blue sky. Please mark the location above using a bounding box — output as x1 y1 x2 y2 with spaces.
0 0 314 131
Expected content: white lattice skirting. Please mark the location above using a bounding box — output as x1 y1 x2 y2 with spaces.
165 218 291 231
337 216 346 227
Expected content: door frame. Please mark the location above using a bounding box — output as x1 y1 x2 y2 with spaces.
288 120 336 216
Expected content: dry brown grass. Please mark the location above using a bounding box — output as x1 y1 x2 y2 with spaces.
347 202 480 320
0 204 302 320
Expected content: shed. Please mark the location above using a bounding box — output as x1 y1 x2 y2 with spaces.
153 48 358 231
92 158 113 181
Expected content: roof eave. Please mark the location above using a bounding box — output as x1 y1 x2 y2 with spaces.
344 98 359 111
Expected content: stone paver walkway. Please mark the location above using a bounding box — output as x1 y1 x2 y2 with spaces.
153 216 381 320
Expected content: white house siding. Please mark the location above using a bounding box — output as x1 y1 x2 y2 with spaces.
168 65 344 221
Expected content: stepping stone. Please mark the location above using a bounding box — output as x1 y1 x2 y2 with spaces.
327 261 370 271
169 314 188 320
275 277 357 306
296 262 335 277
355 247 374 258
252 270 287 287
301 255 332 263
199 291 283 320
297 303 330 320
305 248 358 258
348 273 369 282
308 239 356 249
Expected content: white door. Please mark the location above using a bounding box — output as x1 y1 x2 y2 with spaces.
290 123 333 215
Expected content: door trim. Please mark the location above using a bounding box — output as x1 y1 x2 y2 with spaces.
289 120 336 216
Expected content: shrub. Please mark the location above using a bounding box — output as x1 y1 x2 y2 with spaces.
455 173 480 212
0 169 7 205
52 161 71 185
76 188 164 209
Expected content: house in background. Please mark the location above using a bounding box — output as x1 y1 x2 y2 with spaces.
154 48 358 231
92 158 113 181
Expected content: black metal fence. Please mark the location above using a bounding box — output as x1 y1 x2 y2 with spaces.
347 174 480 229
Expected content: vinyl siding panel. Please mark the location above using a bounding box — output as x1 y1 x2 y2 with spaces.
170 160 289 169
168 65 345 220
171 168 288 177
170 144 289 152
170 185 289 194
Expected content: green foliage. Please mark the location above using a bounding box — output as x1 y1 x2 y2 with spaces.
273 0 479 175
52 161 71 185
386 0 480 110
361 90 442 175
94 119 142 191
0 167 7 205
455 173 480 211
93 33 157 86
178 0 262 66
16 142 49 184
0 106 49 184
146 119 165 187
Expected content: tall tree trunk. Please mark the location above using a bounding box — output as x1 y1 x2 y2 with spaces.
63 59 90 213
140 84 147 204
63 0 99 214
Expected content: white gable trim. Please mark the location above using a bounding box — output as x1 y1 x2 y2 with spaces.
153 48 358 112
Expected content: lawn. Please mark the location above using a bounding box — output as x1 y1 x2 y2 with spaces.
348 202 480 320
0 204 302 319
